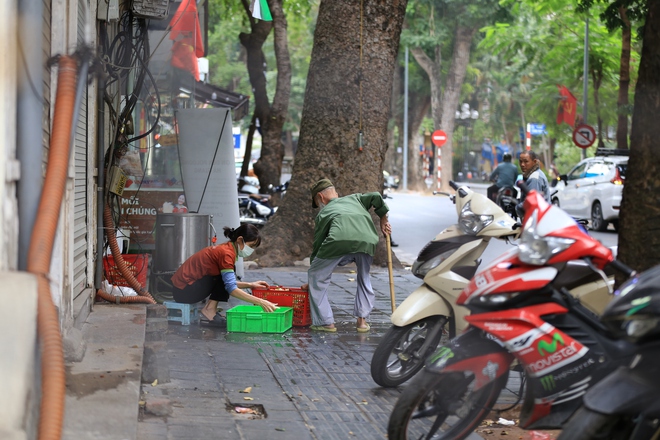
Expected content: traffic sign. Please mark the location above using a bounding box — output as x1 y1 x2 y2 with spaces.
572 124 596 149
432 130 447 146
529 123 547 135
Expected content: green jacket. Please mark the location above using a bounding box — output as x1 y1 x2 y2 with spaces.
311 192 389 262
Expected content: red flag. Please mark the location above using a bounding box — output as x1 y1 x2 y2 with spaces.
557 85 578 127
170 0 204 80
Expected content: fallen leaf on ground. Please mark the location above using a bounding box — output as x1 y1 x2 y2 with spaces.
275 428 286 432
151 379 158 387
347 278 355 282
243 397 254 401
235 406 257 414
239 387 252 393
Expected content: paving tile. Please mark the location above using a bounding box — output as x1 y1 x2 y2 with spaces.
135 268 485 440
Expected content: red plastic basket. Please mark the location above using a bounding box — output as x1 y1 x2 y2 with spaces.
102 254 148 288
252 286 312 327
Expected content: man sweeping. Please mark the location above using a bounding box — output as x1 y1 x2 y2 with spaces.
302 178 392 333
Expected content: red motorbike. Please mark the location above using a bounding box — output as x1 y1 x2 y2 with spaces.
388 190 636 440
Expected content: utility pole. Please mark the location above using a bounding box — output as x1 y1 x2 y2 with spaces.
582 17 589 160
402 46 409 190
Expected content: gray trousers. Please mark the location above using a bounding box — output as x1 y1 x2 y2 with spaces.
308 253 374 326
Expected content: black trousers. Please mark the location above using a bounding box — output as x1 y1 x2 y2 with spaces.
172 275 230 304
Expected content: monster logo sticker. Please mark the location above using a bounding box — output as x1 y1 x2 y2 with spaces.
429 346 455 365
540 374 555 391
537 332 565 356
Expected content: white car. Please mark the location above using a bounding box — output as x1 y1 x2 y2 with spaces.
553 152 628 232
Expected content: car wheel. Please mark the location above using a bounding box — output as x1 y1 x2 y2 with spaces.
591 202 608 232
552 197 560 207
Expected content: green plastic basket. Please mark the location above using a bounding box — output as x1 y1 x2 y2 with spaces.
226 305 293 333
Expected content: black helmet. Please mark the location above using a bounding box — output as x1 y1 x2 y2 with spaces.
602 264 660 342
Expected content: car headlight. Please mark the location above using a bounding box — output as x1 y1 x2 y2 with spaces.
459 201 493 235
518 210 575 265
412 249 457 278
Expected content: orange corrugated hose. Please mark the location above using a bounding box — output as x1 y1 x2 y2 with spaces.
26 55 76 440
102 203 156 304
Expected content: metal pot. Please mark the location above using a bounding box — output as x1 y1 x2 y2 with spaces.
153 213 211 273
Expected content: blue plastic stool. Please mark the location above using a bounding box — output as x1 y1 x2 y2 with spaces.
163 301 199 326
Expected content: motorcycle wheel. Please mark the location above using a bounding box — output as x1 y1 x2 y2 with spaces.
388 370 507 440
370 316 448 388
557 407 635 440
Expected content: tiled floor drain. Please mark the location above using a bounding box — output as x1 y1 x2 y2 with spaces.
227 402 267 419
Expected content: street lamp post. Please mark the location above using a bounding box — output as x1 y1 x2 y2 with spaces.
455 103 479 180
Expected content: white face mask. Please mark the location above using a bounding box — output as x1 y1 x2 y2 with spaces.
238 243 254 258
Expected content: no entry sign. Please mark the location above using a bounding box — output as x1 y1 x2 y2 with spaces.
432 130 447 147
572 124 596 149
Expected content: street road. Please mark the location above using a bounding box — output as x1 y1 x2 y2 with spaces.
386 189 618 267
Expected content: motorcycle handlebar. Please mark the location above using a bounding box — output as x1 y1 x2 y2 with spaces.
449 181 459 190
607 260 637 278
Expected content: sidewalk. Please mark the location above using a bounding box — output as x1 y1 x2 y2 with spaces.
65 265 517 440
135 266 491 440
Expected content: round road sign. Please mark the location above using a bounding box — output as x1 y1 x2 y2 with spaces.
432 130 447 147
572 124 596 149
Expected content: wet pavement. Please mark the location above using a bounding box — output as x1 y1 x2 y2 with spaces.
136 266 517 440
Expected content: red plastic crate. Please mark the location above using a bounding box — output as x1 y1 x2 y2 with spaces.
102 254 148 288
252 286 312 327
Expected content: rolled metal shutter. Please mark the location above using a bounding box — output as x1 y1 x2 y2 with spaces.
72 0 89 300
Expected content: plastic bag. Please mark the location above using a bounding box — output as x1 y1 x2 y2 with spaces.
102 280 138 297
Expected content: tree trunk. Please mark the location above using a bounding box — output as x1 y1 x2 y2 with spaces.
239 1 273 178
411 26 475 192
385 64 403 175
255 0 408 267
618 1 660 276
406 95 431 191
439 26 476 190
616 6 631 150
241 113 258 177
591 68 605 148
253 0 292 190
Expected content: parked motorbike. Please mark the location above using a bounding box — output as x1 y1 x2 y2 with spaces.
387 190 636 440
238 195 276 227
370 182 616 389
237 176 287 227
558 265 660 440
495 185 519 220
370 181 521 388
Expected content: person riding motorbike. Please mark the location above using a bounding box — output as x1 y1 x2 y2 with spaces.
487 153 518 202
516 150 549 218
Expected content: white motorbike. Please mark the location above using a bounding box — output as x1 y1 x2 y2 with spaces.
370 181 614 387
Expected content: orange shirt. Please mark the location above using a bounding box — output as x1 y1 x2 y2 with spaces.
171 241 237 289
